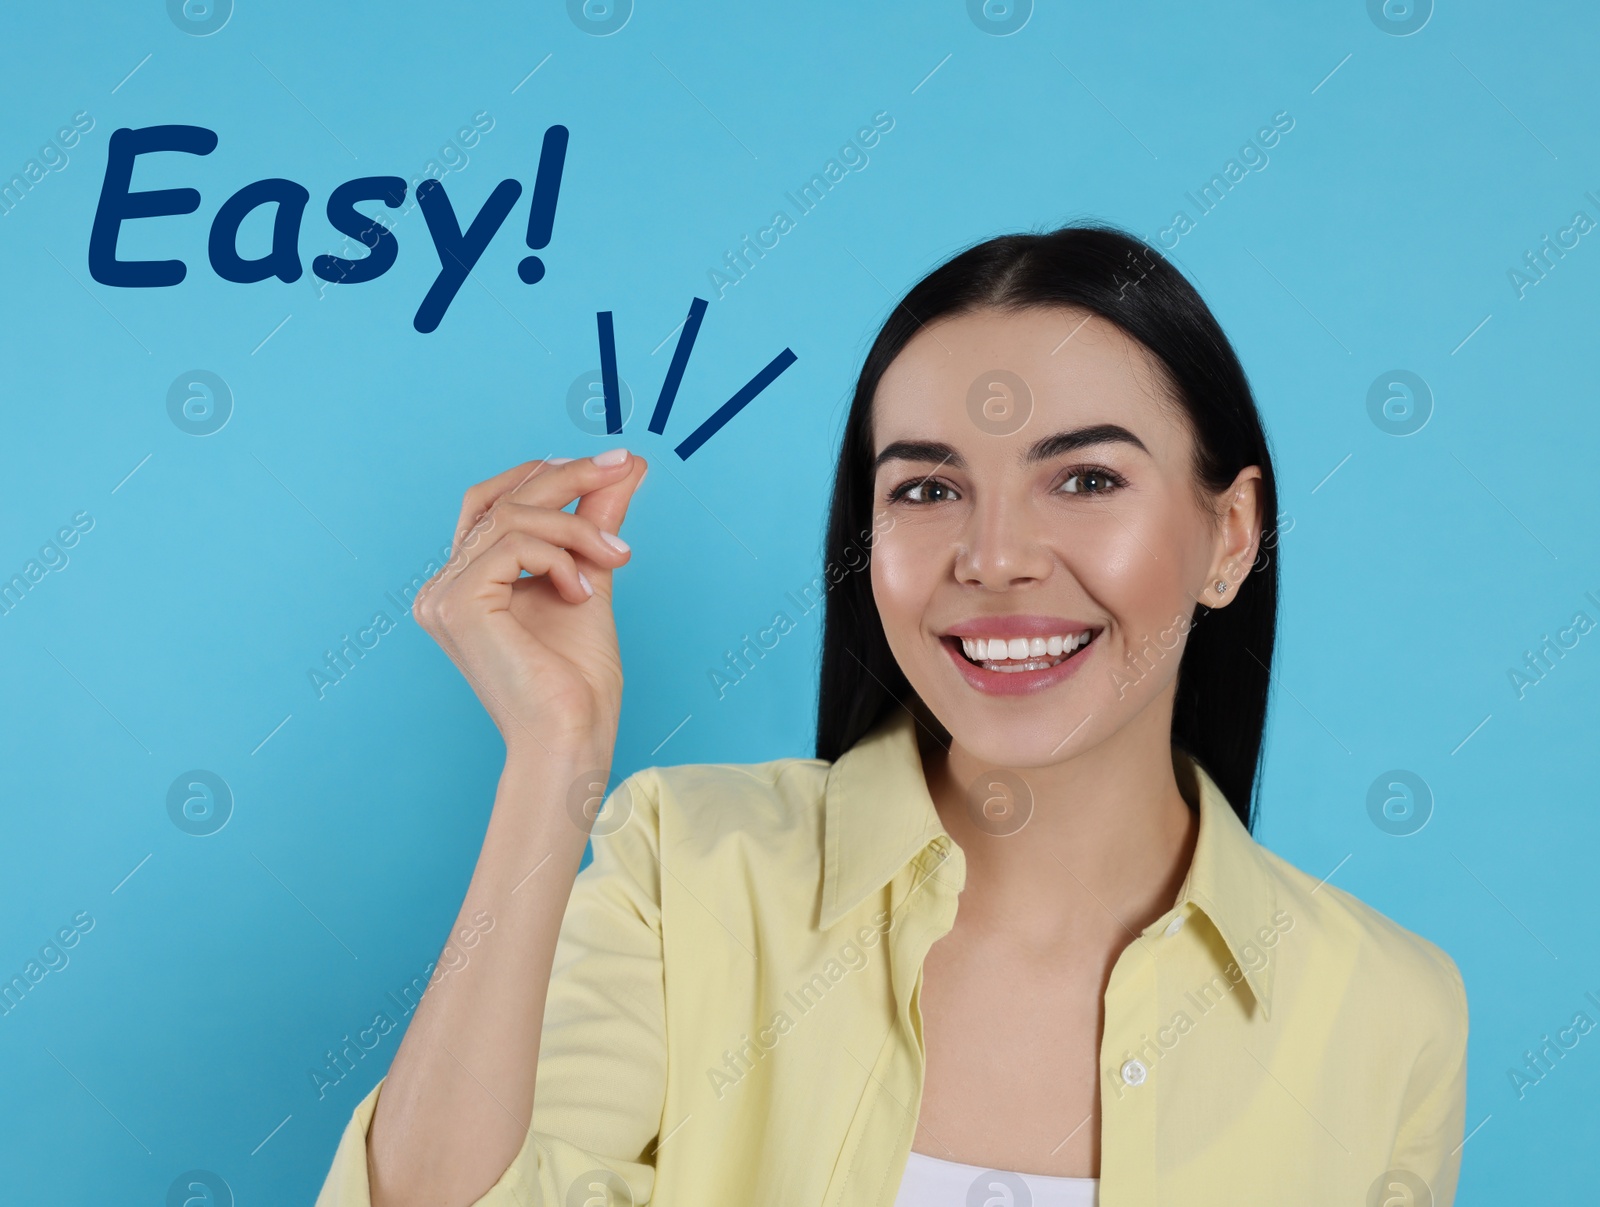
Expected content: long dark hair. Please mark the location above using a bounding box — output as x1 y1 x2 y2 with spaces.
814 222 1279 831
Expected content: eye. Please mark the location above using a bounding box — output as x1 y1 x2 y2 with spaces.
1057 465 1128 495
886 475 959 505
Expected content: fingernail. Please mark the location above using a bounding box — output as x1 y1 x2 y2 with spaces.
592 447 630 467
638 462 649 484
578 571 594 596
602 532 630 554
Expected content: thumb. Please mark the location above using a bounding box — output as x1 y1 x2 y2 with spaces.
573 453 647 584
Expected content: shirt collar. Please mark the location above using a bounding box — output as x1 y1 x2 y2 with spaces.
820 706 1279 1019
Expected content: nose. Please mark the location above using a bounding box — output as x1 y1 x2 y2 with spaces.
953 490 1055 590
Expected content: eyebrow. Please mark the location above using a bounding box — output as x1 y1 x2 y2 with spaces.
872 424 1150 474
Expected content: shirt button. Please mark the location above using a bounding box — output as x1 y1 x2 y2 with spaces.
1120 1059 1148 1087
1163 915 1185 937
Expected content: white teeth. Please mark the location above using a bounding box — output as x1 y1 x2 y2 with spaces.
957 631 1094 665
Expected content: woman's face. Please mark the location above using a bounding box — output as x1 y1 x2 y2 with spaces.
869 305 1261 769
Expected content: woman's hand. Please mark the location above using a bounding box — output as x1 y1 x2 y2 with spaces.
412 448 647 765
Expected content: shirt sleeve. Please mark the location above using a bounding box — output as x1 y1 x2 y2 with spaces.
1385 950 1470 1207
314 769 668 1207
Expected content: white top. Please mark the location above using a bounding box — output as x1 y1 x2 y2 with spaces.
893 1150 1099 1206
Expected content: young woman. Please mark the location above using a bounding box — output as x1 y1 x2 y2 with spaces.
316 224 1468 1207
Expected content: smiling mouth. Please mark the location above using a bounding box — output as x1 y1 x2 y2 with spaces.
943 630 1101 674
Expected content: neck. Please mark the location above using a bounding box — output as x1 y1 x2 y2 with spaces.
919 692 1199 954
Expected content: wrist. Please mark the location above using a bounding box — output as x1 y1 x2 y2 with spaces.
500 740 613 790
483 745 615 855
502 714 616 776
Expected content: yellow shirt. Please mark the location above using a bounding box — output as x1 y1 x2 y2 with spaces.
316 707 1469 1206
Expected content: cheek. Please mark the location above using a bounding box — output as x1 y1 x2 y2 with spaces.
1069 504 1205 662
870 525 941 639
870 533 920 613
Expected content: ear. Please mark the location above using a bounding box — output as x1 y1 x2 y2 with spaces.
1200 466 1263 608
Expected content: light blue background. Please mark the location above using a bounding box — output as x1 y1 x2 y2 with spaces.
1 1 1595 1201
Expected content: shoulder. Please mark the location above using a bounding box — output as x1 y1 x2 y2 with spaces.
579 754 833 918
1257 842 1468 1040
628 753 833 851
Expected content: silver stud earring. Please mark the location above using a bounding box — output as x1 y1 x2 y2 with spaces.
1214 579 1228 595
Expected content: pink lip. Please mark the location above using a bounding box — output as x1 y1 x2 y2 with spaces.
939 629 1100 697
941 614 1097 640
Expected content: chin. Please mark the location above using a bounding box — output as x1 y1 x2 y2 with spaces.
920 693 1100 771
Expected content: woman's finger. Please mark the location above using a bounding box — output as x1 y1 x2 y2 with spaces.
443 502 629 583
451 457 570 553
451 451 634 558
446 530 593 610
496 449 634 516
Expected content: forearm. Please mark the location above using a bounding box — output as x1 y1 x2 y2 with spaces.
367 748 606 1207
